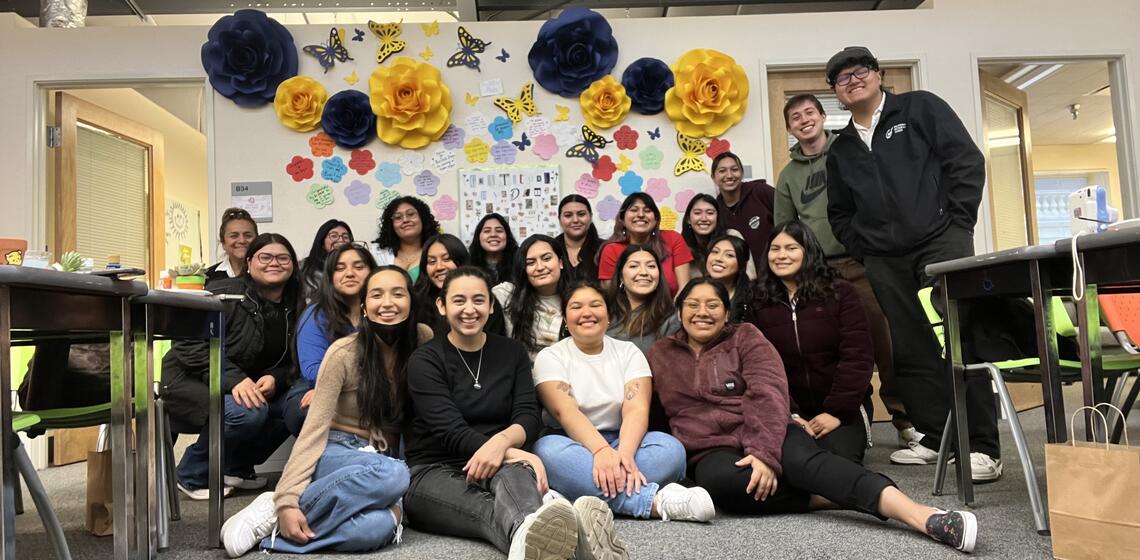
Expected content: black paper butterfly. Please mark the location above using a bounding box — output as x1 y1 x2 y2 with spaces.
352 28 365 41
512 132 531 151
565 126 611 164
647 127 661 140
446 26 491 72
303 27 353 73
496 48 510 63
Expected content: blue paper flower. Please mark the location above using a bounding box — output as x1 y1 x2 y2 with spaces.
375 162 402 188
528 8 619 98
321 90 376 149
621 57 674 115
201 9 298 108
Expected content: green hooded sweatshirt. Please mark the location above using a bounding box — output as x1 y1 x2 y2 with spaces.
774 131 846 257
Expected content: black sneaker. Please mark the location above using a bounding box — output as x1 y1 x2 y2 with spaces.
926 510 977 553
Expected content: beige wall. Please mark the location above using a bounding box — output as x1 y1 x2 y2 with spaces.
1034 143 1122 208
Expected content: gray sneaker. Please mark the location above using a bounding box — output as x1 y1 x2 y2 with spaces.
573 496 628 560
889 440 939 465
508 499 578 560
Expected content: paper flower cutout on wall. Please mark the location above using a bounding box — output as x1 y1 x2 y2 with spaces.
201 9 298 108
621 57 674 115
286 155 314 182
528 7 619 98
579 76 631 130
369 57 454 149
273 76 327 132
321 90 377 149
664 48 750 138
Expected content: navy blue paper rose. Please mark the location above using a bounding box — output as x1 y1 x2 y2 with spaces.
321 90 376 149
201 9 299 108
528 7 619 98
621 57 674 115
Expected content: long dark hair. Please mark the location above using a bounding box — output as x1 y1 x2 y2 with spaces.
603 193 666 265
307 243 377 341
706 235 752 322
606 244 674 338
680 193 726 267
506 235 570 353
304 219 354 275
373 196 441 253
554 194 601 278
467 213 518 285
243 232 303 310
755 220 839 305
355 266 419 438
413 234 470 328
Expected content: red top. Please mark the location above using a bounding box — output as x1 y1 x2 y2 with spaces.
597 230 693 297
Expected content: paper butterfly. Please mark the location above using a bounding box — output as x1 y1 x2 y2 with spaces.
421 20 439 37
554 104 570 122
303 27 354 73
647 127 661 140
465 92 479 106
419 45 433 61
368 20 406 64
674 132 709 177
496 48 510 63
493 82 538 124
352 28 365 41
617 154 632 172
566 125 611 164
344 71 359 86
513 132 531 151
446 26 491 72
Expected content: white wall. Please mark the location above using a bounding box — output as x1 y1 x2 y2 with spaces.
2 0 1138 258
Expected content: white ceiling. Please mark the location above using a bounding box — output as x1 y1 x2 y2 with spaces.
981 61 1115 145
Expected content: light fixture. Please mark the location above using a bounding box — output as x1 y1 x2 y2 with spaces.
1016 64 1063 90
1100 135 1117 143
1001 64 1038 84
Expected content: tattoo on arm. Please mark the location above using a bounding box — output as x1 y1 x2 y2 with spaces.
556 382 571 395
624 383 640 401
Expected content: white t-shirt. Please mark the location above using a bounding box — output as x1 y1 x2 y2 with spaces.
853 91 886 150
532 336 652 431
492 282 563 353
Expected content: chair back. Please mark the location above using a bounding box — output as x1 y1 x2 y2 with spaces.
1099 293 1140 348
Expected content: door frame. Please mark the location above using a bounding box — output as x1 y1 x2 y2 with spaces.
978 69 1038 247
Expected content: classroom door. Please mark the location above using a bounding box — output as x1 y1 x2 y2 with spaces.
767 66 913 181
52 92 165 284
979 70 1038 249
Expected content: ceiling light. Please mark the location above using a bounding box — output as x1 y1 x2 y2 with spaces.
1016 64 1063 90
1002 64 1038 84
1100 135 1116 143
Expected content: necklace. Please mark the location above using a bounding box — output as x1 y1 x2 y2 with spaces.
454 344 484 390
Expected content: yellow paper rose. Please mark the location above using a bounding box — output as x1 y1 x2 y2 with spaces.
369 57 453 149
579 75 631 130
273 76 327 132
664 49 750 138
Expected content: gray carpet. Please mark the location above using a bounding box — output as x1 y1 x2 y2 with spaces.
14 383 1135 559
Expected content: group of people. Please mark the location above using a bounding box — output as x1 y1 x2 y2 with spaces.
158 46 989 559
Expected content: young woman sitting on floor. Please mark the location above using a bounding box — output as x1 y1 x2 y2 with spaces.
493 234 572 359
412 233 505 337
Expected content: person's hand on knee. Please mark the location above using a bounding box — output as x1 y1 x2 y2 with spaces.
278 507 315 544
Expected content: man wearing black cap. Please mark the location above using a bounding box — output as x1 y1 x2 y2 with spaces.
823 46 1001 481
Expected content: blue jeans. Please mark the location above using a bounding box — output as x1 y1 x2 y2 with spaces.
261 431 409 553
283 382 311 437
176 393 290 490
533 430 686 518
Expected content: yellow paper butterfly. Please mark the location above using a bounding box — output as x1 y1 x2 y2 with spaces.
465 92 479 106
493 82 538 124
344 70 359 86
419 45 433 61
421 20 439 37
554 104 570 122
617 154 632 172
674 132 709 176
565 125 611 164
368 20 406 64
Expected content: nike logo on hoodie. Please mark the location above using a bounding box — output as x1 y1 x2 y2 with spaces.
800 169 827 205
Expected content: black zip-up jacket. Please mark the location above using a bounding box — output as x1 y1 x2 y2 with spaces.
161 277 297 427
825 90 985 259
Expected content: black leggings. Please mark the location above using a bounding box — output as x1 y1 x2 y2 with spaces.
691 427 894 518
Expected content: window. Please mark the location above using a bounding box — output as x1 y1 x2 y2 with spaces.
1033 172 1110 244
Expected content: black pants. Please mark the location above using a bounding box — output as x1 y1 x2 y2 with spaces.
404 462 542 553
691 428 894 517
815 420 867 464
862 227 1000 458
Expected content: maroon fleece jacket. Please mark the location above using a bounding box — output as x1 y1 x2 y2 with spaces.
648 322 793 475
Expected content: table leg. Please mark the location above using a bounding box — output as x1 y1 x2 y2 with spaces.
109 324 136 559
208 314 224 547
1075 276 1106 440
941 289 973 505
0 287 16 559
1030 262 1066 443
133 326 157 558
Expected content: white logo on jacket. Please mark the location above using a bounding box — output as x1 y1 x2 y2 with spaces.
885 123 907 139
748 216 761 229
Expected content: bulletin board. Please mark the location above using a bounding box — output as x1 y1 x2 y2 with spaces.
458 165 561 241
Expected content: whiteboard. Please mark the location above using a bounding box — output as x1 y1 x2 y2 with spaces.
458 165 561 242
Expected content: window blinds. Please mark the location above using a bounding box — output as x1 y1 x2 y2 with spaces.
75 125 149 270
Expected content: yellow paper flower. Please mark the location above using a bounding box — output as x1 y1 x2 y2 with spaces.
369 57 453 149
664 49 750 138
273 76 327 132
579 76 631 130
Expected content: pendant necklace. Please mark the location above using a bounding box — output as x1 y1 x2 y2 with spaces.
455 344 484 390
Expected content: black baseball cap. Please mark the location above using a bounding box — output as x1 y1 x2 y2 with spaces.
826 46 879 85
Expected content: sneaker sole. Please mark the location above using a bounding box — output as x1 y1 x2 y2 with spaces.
179 483 234 501
889 454 937 466
574 497 629 560
957 511 978 553
521 501 578 560
946 459 1004 483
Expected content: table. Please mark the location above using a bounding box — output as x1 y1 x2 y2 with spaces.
925 244 1073 505
0 265 147 560
130 290 225 557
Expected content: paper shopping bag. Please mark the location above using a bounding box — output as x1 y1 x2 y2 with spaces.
84 450 114 537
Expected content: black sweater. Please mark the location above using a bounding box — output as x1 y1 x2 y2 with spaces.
405 333 542 468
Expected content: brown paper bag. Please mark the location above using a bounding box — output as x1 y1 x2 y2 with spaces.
84 450 114 537
1045 405 1140 559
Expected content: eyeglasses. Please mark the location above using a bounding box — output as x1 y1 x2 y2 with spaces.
392 210 419 223
682 299 723 312
254 253 292 265
834 66 872 87
326 231 352 242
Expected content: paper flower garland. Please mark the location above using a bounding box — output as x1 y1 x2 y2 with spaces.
621 57 674 115
579 76 630 130
201 9 298 108
273 76 327 132
528 7 619 98
369 57 454 150
664 48 750 138
321 90 376 149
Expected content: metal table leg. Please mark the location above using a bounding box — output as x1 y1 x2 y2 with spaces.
0 287 16 559
134 322 157 558
1030 262 1066 443
1075 274 1107 440
109 301 137 559
208 313 224 547
941 289 974 505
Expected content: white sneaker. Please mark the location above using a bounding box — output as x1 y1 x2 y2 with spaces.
949 452 1003 482
221 491 278 558
572 496 628 560
889 440 939 465
178 482 234 501
224 475 268 490
508 499 578 560
542 488 567 505
897 427 919 449
655 483 715 523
